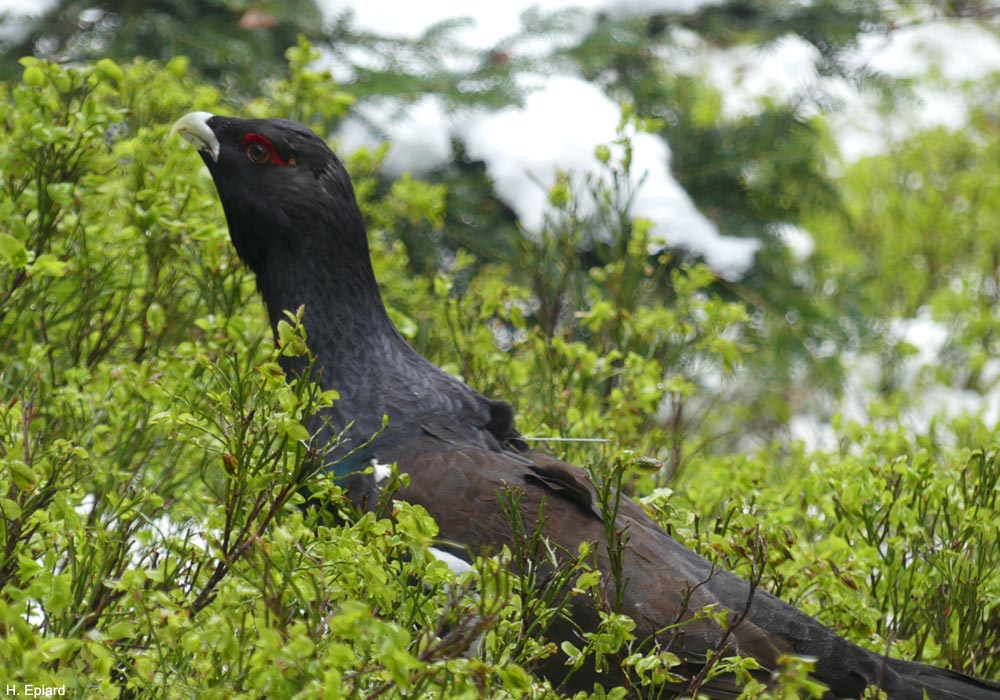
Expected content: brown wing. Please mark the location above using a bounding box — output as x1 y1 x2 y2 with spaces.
386 440 793 696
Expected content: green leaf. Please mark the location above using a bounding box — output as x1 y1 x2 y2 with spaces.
0 233 28 267
279 417 311 442
276 318 309 356
496 663 532 692
574 570 602 593
6 460 38 490
27 253 68 277
94 58 125 84
0 498 22 520
22 64 44 86
559 640 582 663
45 182 75 205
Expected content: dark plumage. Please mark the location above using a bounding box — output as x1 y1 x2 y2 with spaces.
172 111 1000 699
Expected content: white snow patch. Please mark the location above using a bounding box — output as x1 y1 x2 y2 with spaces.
603 0 726 17
772 223 815 261
429 546 473 575
828 21 1000 161
792 306 1000 451
662 17 1000 162
338 96 455 175
369 459 394 484
0 0 57 43
318 0 591 49
318 2 999 285
787 413 838 453
692 34 822 120
890 311 949 368
855 21 1000 83
318 0 724 46
337 76 758 278
0 0 57 15
459 76 759 278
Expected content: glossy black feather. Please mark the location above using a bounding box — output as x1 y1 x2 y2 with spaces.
191 115 515 498
180 113 1000 700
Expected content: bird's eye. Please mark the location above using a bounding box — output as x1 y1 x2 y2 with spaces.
242 132 289 166
246 143 270 164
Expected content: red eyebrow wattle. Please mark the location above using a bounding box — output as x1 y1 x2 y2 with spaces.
243 132 288 166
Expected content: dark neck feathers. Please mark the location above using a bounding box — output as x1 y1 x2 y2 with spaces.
239 195 507 465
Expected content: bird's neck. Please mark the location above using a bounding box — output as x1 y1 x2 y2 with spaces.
259 243 402 379
256 239 424 471
248 224 509 473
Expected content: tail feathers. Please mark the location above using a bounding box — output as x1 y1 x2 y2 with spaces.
888 659 1000 700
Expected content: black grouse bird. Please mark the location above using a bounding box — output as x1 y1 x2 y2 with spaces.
172 111 1000 699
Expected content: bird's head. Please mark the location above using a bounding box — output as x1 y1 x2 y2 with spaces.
171 112 367 276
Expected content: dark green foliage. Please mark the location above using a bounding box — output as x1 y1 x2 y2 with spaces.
319 14 525 112
0 0 325 94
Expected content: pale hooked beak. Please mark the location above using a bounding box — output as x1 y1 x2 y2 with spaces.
170 111 220 163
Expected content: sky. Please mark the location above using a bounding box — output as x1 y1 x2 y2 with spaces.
4 0 999 278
